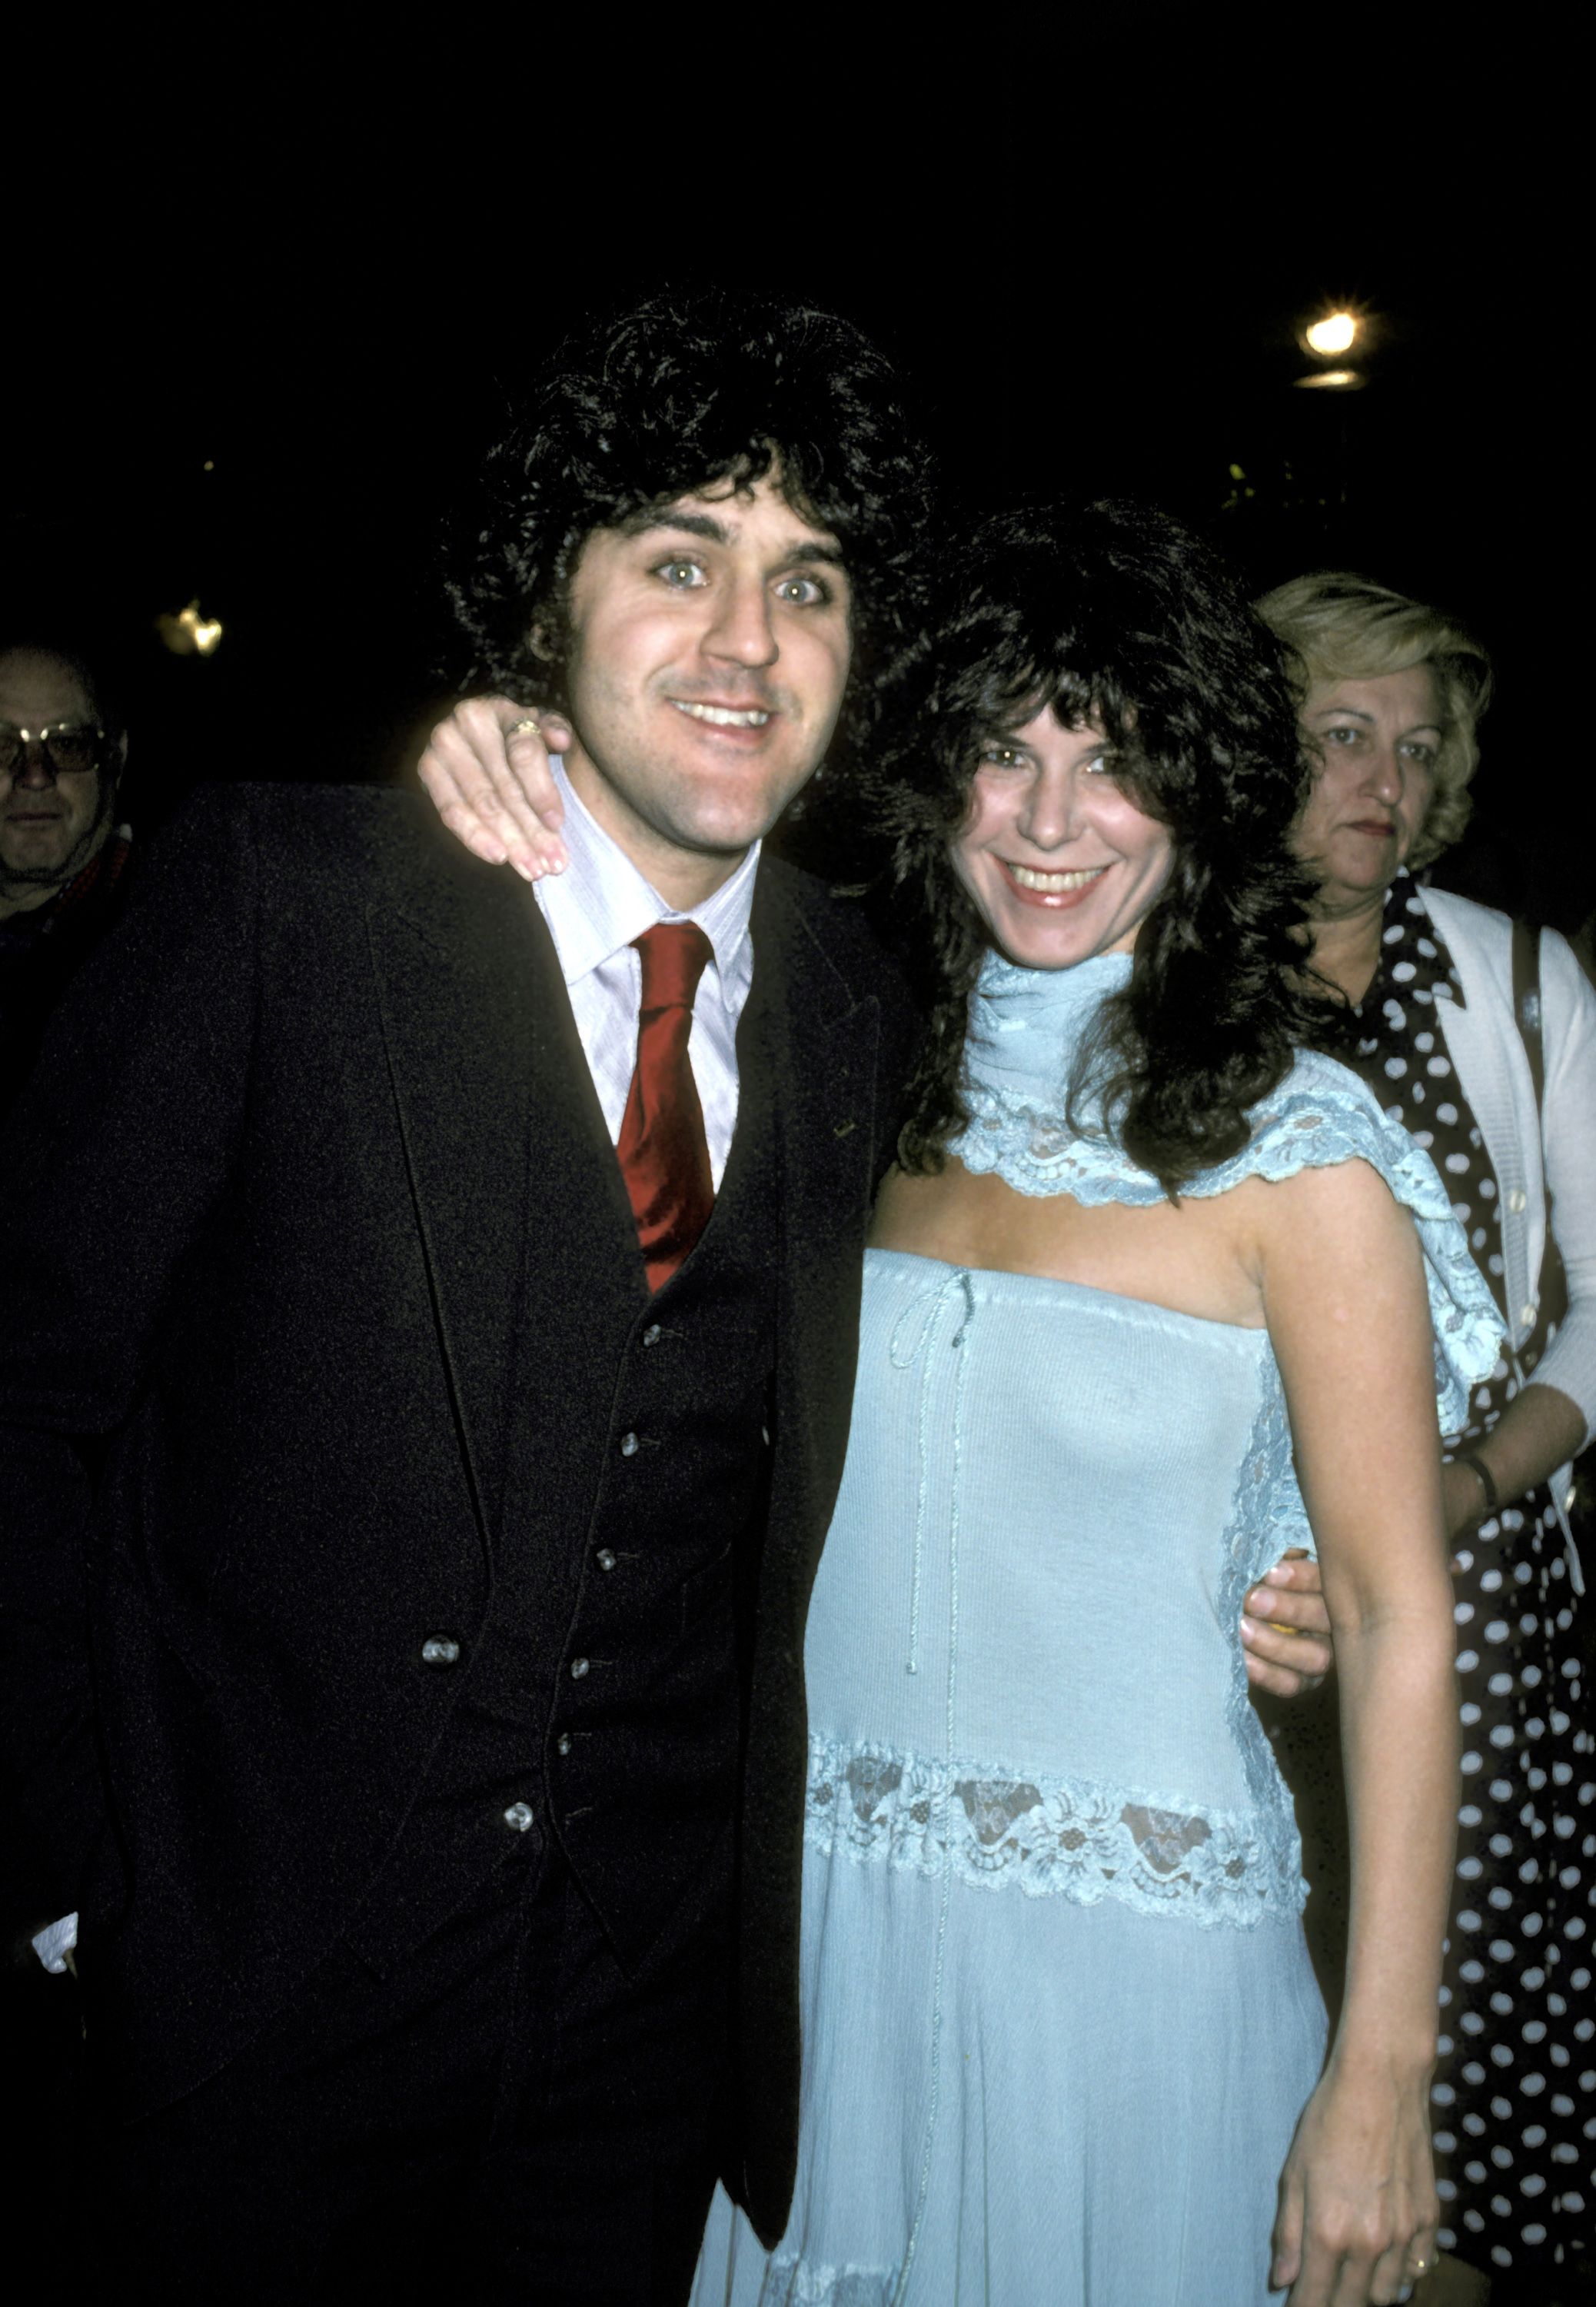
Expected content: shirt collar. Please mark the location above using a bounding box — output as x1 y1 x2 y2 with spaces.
532 758 760 1013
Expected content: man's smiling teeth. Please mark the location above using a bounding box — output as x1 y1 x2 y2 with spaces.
1006 863 1109 893
671 701 771 727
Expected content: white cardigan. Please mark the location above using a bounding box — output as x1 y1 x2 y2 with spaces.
1419 886 1596 1562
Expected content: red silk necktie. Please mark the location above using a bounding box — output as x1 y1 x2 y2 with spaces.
617 922 715 1290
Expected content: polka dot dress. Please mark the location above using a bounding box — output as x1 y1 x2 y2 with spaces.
1328 877 1595 2282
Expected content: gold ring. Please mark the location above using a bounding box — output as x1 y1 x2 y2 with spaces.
506 716 541 739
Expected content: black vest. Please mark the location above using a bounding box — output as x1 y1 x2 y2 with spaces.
346 971 780 1973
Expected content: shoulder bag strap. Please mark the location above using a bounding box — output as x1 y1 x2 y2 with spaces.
1508 919 1586 1591
1511 917 1548 1107
1509 919 1570 1330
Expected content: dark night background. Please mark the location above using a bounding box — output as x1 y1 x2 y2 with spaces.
8 40 1584 931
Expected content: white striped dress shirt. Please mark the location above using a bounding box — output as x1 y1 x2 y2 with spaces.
531 761 759 1190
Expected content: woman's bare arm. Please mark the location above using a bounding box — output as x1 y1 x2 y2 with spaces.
1259 1158 1458 2306
1441 1377 1584 1540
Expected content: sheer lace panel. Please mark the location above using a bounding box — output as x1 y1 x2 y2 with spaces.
758 2256 896 2306
1215 1349 1321 1854
805 1735 1305 1928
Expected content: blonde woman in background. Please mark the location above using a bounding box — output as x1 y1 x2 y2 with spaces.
1260 574 1596 2303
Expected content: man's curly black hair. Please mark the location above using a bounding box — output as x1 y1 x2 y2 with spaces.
445 288 934 786
864 499 1322 1196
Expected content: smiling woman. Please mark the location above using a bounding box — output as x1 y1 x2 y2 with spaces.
951 711 1175 971
683 495 1498 2307
872 498 1318 1194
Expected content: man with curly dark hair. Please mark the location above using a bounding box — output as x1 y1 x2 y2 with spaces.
444 289 934 818
0 291 934 2303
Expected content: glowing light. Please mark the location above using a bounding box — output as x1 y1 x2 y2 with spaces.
1293 368 1364 391
1305 311 1358 355
156 600 224 656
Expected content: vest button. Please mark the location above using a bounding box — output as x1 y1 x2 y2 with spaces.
1508 1189 1528 1213
503 1802 534 1833
420 1636 460 1666
570 1656 590 1679
597 1548 617 1572
1520 1304 1537 1330
556 1733 573 1756
641 1323 662 1348
619 1431 639 1457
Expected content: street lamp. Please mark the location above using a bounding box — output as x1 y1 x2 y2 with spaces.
1295 304 1368 391
1305 310 1359 356
156 601 224 657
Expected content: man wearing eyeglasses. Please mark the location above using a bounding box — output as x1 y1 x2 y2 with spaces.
1 644 131 1120
1 639 131 2271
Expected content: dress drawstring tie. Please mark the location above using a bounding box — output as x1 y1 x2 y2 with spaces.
891 1267 977 1679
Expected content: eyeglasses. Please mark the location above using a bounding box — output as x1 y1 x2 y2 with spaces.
0 724 111 779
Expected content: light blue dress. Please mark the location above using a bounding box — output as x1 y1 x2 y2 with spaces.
695 953 1503 2307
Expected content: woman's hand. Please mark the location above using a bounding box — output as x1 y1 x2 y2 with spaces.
1242 1548 1334 1696
1272 2065 1439 2305
416 697 573 879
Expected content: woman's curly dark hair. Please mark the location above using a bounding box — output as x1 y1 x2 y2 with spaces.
445 288 934 786
863 500 1322 1196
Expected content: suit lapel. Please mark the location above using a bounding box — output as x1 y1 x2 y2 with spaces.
366 874 640 1550
753 873 883 1565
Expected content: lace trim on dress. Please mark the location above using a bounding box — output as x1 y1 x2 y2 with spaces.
949 1047 1504 1433
1215 1350 1320 1841
804 1733 1305 1927
756 2257 897 2306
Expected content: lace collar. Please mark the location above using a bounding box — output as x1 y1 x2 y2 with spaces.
962 947 1132 1116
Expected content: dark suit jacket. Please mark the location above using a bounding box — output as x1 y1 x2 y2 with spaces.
0 784 919 2242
